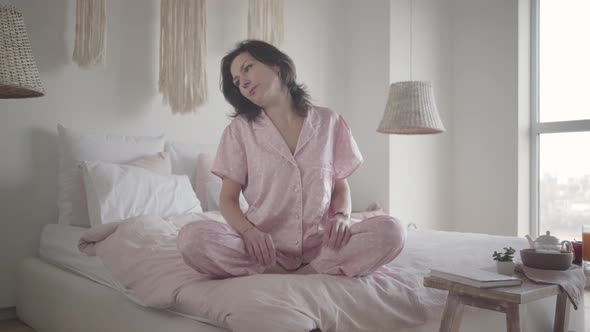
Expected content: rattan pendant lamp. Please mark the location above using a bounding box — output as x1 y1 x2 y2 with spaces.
377 0 444 135
0 3 45 98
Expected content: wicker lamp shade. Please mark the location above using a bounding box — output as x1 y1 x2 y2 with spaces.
0 4 45 98
377 81 444 135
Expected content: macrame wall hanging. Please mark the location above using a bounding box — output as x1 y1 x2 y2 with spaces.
248 0 284 46
159 0 208 114
71 0 284 114
72 0 106 68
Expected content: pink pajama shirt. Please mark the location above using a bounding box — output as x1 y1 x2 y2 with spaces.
177 107 405 278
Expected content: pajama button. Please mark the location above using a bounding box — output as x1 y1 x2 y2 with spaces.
294 187 299 192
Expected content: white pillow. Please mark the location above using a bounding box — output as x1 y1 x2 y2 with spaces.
81 160 202 226
57 124 166 227
206 179 249 212
165 141 216 190
194 152 249 212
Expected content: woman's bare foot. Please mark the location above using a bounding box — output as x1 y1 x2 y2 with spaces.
294 263 318 275
263 263 288 274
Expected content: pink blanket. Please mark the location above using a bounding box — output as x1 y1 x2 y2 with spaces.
79 213 529 332
78 213 209 308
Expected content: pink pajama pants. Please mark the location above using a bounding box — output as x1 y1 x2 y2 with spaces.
177 215 405 278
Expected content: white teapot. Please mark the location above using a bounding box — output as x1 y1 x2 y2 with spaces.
525 231 572 252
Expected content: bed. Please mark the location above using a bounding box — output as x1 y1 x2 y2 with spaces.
16 222 585 332
18 127 583 331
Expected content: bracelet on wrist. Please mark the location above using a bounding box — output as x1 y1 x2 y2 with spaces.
334 211 351 222
239 225 255 235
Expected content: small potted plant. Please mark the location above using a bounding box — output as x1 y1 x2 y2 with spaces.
493 247 516 276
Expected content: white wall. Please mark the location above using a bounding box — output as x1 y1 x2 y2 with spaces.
334 0 391 212
450 0 523 235
389 0 530 235
0 0 391 308
388 0 453 230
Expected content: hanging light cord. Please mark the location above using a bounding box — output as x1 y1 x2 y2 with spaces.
410 0 413 80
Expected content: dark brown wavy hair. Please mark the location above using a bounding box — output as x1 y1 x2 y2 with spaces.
220 40 312 121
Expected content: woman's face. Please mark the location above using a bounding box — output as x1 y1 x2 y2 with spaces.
230 52 282 107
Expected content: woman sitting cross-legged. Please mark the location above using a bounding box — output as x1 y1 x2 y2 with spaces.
177 40 405 278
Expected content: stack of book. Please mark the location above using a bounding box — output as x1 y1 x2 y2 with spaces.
430 267 522 289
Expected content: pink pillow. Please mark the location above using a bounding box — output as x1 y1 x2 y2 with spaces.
351 202 386 221
194 153 215 211
127 151 172 175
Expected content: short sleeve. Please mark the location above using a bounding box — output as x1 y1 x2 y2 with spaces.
211 125 247 186
333 115 363 180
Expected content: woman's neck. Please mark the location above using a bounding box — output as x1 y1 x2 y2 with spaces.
263 90 300 123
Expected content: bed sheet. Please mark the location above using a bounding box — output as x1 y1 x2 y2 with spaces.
17 257 227 332
78 212 539 332
39 223 221 326
40 224 117 287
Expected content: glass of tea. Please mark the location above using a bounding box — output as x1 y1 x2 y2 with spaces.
583 225 590 269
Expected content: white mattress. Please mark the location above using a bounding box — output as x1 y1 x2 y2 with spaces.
39 223 221 326
17 257 227 332
39 224 119 289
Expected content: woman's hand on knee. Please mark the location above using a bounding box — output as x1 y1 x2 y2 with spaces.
242 227 276 267
323 215 351 250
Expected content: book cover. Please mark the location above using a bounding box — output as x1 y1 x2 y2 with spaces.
430 267 522 288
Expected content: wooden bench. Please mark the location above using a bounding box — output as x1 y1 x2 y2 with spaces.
424 275 569 332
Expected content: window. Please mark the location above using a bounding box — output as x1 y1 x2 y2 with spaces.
532 0 590 240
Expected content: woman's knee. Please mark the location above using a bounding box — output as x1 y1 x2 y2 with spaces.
177 221 223 262
369 216 406 255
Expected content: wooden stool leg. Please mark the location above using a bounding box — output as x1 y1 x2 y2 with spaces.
439 292 464 332
553 292 569 332
505 303 520 332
